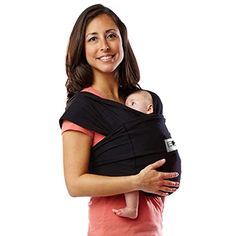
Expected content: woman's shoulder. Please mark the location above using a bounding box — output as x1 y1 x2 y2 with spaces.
59 88 108 134
59 91 94 129
65 88 101 110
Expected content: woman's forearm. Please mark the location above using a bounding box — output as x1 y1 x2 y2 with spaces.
66 173 138 197
66 160 179 197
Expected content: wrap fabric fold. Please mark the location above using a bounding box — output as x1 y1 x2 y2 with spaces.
59 91 181 184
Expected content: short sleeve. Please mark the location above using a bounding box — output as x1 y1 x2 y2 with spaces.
61 120 94 138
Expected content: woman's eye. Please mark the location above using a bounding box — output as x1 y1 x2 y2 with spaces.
88 37 97 42
107 33 117 40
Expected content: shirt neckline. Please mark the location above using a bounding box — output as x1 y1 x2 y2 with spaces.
81 87 105 99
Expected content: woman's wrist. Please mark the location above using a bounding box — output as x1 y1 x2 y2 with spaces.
130 174 140 192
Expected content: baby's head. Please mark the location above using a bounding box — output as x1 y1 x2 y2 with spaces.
125 90 153 114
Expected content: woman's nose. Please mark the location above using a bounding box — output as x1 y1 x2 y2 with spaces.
100 40 110 51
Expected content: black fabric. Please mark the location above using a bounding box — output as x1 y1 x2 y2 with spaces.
59 91 181 184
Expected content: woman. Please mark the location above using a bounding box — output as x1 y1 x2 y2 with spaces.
60 4 179 236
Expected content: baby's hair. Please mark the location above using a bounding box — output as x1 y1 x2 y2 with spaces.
132 90 153 104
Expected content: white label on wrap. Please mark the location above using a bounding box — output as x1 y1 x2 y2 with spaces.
164 138 177 152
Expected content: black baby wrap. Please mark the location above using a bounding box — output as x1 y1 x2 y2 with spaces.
59 91 181 184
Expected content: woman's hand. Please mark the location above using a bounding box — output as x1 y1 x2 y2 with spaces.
135 159 179 196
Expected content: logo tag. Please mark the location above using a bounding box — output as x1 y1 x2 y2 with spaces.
164 138 177 152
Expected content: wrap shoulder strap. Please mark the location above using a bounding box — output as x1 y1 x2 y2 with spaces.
59 90 164 136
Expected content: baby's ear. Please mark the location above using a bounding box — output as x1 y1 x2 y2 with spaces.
147 104 153 114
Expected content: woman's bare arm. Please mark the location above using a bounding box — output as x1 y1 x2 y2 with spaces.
62 130 179 197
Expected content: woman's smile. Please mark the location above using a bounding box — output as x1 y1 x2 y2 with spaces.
97 54 115 62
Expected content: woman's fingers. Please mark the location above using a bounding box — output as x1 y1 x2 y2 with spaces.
148 159 179 178
161 185 178 193
162 171 179 180
153 185 177 196
156 191 170 197
149 159 166 169
148 160 179 179
163 180 180 188
154 184 179 196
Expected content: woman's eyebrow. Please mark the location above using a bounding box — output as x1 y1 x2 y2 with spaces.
86 29 118 38
105 28 117 33
85 32 98 39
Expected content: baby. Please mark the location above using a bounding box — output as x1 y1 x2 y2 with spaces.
112 90 154 219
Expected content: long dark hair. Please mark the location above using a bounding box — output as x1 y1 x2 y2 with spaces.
65 4 140 99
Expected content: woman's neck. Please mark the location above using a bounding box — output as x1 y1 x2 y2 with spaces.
92 74 124 104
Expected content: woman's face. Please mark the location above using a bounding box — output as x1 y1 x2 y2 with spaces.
84 14 124 76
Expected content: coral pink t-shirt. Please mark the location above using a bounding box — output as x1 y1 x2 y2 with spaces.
62 87 164 236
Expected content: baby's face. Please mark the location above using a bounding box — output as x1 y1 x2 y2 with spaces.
125 93 150 113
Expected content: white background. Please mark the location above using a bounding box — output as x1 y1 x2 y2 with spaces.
0 0 235 235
